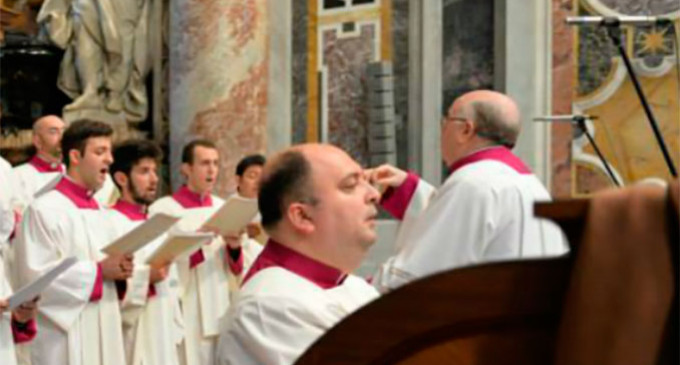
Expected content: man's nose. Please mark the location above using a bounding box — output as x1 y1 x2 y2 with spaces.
365 181 381 204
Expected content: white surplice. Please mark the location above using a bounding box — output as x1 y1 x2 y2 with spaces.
12 178 126 365
148 193 229 365
93 174 117 208
374 147 568 292
0 247 19 365
216 267 379 365
13 162 62 212
105 206 181 365
13 161 116 210
0 157 17 246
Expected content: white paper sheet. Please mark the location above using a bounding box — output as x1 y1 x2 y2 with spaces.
101 213 180 255
201 196 259 235
145 232 214 266
8 256 78 310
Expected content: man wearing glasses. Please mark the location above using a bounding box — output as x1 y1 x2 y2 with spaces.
369 90 567 292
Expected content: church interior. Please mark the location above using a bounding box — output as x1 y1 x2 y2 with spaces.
1 0 679 364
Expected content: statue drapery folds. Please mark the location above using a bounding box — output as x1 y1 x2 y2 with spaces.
37 0 154 124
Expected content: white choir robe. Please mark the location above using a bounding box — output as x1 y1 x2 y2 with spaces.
105 206 181 365
216 267 379 365
93 174 118 208
1 247 19 365
374 147 568 292
148 192 230 365
13 178 126 365
13 159 116 211
0 157 17 246
13 159 63 212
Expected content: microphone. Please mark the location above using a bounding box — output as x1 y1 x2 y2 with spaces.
533 115 597 123
566 16 672 27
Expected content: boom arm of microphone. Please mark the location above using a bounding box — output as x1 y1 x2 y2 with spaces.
564 16 678 178
534 115 621 187
565 16 672 26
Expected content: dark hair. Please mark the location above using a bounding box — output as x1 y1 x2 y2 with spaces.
110 139 163 189
259 151 317 230
61 119 113 167
236 154 266 176
469 100 520 148
181 139 217 164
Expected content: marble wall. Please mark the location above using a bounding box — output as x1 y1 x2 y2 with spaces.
324 24 377 166
291 0 309 144
169 0 268 197
442 0 495 113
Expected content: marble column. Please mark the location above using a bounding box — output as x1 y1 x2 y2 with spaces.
408 0 442 185
169 0 269 196
494 0 553 186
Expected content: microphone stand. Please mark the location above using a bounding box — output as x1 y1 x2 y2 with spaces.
573 116 621 187
534 115 621 187
599 18 677 177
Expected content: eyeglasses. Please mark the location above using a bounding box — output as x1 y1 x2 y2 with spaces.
441 115 468 127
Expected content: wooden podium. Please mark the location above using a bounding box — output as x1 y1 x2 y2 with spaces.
296 182 679 365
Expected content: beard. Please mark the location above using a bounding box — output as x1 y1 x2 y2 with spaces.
129 181 156 206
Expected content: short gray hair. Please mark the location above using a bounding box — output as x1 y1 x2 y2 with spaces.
468 100 519 148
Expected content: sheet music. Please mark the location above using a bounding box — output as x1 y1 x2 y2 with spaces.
8 257 77 310
101 213 180 255
201 195 259 235
145 232 214 266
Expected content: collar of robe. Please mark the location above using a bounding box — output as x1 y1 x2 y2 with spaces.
29 154 64 173
112 199 147 221
448 146 532 176
55 176 99 209
244 239 347 290
172 184 213 208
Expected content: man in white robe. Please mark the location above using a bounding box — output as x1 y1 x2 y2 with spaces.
1 249 39 365
370 90 567 292
1 157 39 365
229 154 267 278
12 115 116 211
13 120 132 365
1 156 18 247
216 144 381 365
13 115 66 213
148 139 244 365
105 139 180 365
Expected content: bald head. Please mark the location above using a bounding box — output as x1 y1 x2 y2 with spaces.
451 90 521 147
32 115 66 161
259 143 380 272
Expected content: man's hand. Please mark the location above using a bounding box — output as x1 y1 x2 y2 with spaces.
365 164 408 191
100 254 134 280
149 265 168 284
246 223 262 239
13 297 38 323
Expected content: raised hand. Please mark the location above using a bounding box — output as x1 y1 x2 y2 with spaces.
365 164 408 191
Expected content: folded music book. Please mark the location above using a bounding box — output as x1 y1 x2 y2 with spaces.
101 213 180 255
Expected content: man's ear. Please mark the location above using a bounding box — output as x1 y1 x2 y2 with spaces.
463 119 476 138
180 163 190 179
32 134 41 150
286 202 315 234
69 149 81 167
113 171 128 189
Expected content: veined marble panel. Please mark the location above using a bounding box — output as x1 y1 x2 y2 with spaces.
169 0 268 197
323 23 378 166
442 0 494 112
